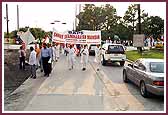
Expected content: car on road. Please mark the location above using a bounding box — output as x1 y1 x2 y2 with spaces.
101 43 126 66
123 58 164 97
89 44 97 56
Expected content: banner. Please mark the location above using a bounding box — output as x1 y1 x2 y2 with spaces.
52 30 101 44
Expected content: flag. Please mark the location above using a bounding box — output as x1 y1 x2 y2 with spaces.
20 29 35 49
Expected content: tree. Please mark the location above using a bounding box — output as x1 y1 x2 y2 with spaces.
29 28 45 39
77 4 120 40
123 4 149 39
123 4 138 33
141 16 164 39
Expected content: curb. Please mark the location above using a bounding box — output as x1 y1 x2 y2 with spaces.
126 59 133 63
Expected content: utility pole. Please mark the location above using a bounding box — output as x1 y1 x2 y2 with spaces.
137 4 142 52
6 4 9 37
138 4 141 34
17 5 19 31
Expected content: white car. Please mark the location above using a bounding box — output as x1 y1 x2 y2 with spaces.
101 43 126 66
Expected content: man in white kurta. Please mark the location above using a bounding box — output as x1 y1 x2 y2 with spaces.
67 45 75 70
81 45 89 71
52 44 56 61
95 44 102 71
29 47 37 79
55 44 60 61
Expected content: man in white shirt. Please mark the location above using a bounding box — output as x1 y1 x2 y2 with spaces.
95 44 102 71
81 45 89 71
67 45 75 70
29 47 37 79
55 43 60 61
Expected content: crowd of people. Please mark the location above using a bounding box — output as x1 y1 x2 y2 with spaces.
18 43 102 79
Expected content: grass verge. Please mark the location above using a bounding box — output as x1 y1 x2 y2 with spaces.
126 49 164 61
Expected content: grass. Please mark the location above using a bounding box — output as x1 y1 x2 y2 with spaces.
126 49 164 61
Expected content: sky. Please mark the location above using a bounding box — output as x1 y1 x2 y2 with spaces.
2 2 166 33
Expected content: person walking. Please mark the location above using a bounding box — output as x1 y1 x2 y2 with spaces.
81 45 89 71
29 47 37 79
38 45 43 72
64 44 69 56
52 43 56 61
35 44 41 69
18 46 26 70
47 43 53 74
55 43 60 62
41 43 51 77
67 45 75 70
94 44 102 71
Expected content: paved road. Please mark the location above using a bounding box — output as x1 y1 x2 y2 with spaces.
89 56 164 111
23 54 164 111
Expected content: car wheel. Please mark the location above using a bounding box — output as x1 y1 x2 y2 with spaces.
140 81 149 98
120 61 125 66
123 70 128 83
101 55 106 66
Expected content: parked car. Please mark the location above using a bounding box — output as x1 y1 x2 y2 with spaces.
89 44 97 56
101 43 126 66
123 58 164 97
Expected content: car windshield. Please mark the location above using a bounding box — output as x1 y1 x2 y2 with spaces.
108 45 124 52
150 62 164 73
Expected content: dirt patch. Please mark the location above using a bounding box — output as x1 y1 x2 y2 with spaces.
4 49 31 98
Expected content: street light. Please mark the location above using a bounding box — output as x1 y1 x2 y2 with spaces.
54 20 60 23
62 22 66 25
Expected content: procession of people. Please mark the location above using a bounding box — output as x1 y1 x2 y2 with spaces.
20 41 102 79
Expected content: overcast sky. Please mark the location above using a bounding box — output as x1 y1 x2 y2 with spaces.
2 2 166 33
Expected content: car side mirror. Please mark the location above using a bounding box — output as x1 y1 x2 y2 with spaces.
128 63 133 68
102 48 105 50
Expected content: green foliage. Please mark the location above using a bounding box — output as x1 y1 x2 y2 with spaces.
141 16 164 39
29 28 46 39
126 50 164 61
4 27 51 41
76 4 156 41
77 4 120 40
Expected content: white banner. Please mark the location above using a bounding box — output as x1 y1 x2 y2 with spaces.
52 30 101 44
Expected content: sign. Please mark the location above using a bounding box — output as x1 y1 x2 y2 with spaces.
52 30 101 44
133 34 145 47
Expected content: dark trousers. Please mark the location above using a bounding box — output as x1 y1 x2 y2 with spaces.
42 57 50 75
19 56 25 69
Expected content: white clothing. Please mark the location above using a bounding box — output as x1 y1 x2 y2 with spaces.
95 47 102 69
95 47 101 62
67 48 75 69
80 48 84 63
147 38 151 48
29 50 36 65
52 46 56 61
81 48 89 68
55 45 60 59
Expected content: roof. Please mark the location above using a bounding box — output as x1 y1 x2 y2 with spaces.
139 58 164 63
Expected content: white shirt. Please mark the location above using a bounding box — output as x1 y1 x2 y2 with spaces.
69 48 75 57
82 48 89 56
29 50 36 65
95 47 101 56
